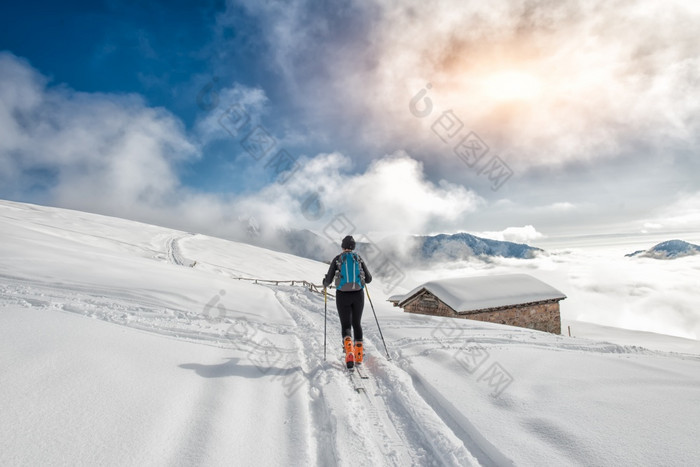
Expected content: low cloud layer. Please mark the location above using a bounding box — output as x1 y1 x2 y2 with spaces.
406 242 700 341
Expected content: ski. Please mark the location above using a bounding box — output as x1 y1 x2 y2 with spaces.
347 368 365 392
355 365 369 379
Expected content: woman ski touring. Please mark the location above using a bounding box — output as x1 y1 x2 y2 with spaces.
323 235 372 369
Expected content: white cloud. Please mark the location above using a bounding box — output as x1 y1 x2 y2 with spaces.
644 192 700 231
194 84 268 145
234 151 483 236
0 52 198 218
224 0 700 172
478 225 545 244
630 191 700 236
547 202 576 212
0 54 249 241
641 222 664 234
0 54 481 245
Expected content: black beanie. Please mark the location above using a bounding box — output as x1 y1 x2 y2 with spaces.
341 235 356 250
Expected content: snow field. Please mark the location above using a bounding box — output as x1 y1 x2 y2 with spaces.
2 200 700 466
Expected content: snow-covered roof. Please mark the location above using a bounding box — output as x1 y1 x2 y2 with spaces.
398 274 566 313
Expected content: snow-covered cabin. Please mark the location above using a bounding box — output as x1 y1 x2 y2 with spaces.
390 274 566 334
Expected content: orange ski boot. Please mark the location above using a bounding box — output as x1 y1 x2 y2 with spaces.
354 341 364 365
344 336 355 369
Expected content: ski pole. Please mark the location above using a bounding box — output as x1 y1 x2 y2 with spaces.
323 286 327 361
365 285 390 360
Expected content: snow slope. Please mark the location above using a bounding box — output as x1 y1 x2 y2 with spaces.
1 200 699 466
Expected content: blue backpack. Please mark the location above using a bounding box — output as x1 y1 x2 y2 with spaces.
334 252 366 291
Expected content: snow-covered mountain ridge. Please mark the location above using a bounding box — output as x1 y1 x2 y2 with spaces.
1 200 699 466
626 239 700 259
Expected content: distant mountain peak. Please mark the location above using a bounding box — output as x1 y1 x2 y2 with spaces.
626 239 700 259
418 232 543 261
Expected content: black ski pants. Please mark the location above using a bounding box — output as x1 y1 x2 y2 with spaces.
336 289 364 342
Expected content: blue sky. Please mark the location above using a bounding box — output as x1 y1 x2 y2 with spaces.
2 0 700 245
2 2 216 102
0 1 279 191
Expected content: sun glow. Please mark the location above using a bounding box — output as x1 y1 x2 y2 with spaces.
483 71 542 101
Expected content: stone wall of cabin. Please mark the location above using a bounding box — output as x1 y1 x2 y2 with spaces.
401 291 455 317
402 290 561 334
465 302 561 334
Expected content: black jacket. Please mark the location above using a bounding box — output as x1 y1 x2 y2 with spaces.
323 252 372 289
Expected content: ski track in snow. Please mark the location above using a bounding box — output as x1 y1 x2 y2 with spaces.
274 287 483 466
0 276 293 354
166 234 197 268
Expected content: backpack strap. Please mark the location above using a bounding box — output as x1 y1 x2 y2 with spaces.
354 253 366 285
335 253 344 272
333 254 343 288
